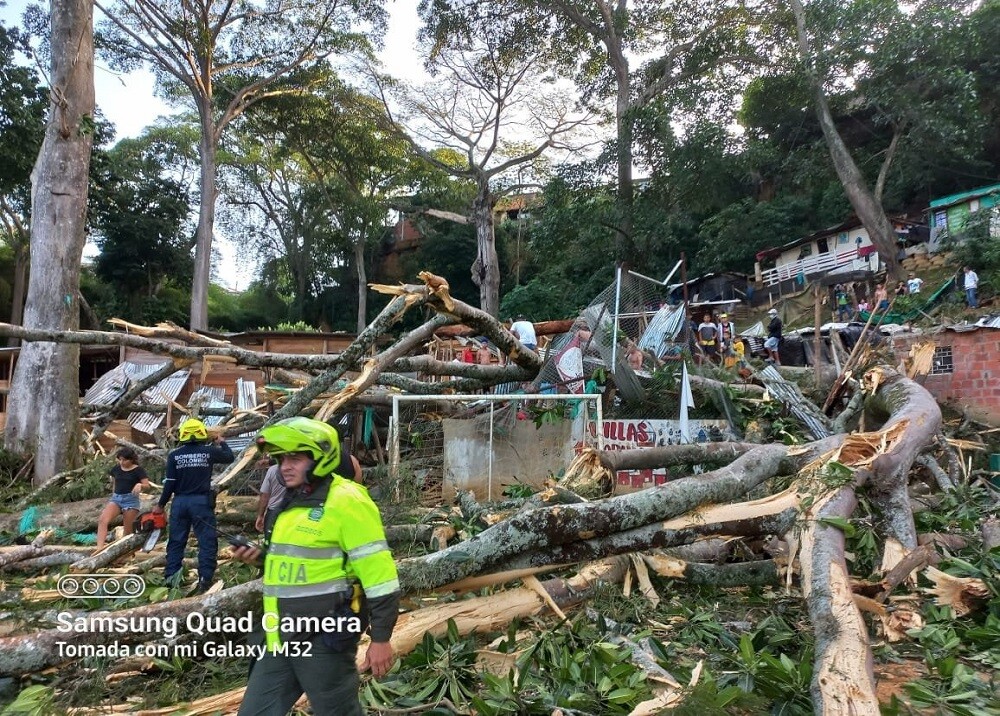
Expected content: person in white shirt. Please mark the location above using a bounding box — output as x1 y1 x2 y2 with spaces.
716 312 736 352
964 266 979 308
510 315 537 351
906 273 924 294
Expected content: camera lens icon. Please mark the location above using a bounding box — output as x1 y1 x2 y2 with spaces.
58 574 146 599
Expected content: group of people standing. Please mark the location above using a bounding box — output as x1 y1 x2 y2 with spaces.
834 271 925 321
692 311 741 365
689 309 785 366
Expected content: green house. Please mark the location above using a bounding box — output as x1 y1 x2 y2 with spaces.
928 182 1000 249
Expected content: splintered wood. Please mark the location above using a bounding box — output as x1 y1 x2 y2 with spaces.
923 566 990 616
370 271 455 312
905 342 936 379
801 420 910 476
560 446 608 496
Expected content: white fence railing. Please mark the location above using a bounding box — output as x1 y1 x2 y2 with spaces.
760 251 879 286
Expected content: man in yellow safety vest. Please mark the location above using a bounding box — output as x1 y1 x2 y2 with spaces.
232 417 399 715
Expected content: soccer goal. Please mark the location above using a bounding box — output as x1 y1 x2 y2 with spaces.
388 392 604 504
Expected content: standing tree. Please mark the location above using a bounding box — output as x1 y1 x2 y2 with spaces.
421 0 760 264
95 0 385 330
89 136 192 320
383 36 592 316
4 0 95 482
549 0 763 263
785 0 912 280
254 74 418 333
223 134 343 325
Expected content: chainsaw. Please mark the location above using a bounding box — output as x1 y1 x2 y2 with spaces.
136 510 167 552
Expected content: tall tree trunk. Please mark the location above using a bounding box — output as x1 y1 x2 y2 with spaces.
614 59 634 264
788 0 902 280
4 0 94 484
189 110 218 331
471 180 500 316
355 228 368 335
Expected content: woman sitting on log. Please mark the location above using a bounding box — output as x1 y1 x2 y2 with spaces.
95 448 150 551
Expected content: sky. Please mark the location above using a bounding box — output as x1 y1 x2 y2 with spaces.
0 0 428 290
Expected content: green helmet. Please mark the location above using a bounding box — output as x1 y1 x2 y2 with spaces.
256 417 341 479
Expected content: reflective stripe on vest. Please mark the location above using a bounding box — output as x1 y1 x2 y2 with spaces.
262 578 351 599
268 544 345 560
365 577 401 599
347 540 389 561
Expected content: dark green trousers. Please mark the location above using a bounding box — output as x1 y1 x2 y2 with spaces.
237 632 363 716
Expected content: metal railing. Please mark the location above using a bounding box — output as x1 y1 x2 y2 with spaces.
760 251 877 286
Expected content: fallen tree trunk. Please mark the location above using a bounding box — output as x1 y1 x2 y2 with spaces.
0 497 159 535
1 551 85 573
434 318 575 339
493 505 798 574
983 517 1000 552
642 553 781 587
0 322 358 372
382 524 440 546
395 441 828 592
595 442 761 472
799 477 879 714
70 532 147 571
865 367 942 572
0 530 52 568
359 556 632 672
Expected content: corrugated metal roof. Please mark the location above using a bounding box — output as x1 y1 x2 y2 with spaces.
758 365 832 440
974 315 1000 330
929 183 1000 210
190 388 229 428
638 304 687 356
230 378 259 451
82 361 191 436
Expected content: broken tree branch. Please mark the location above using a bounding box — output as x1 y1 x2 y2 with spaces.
87 359 195 446
70 532 147 572
798 477 879 714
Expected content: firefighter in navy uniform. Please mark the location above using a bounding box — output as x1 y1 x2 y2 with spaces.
232 417 399 716
155 418 234 593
